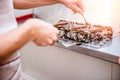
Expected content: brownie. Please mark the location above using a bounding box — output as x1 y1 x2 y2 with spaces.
54 20 113 43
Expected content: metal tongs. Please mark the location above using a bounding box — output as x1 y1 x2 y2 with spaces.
80 11 89 25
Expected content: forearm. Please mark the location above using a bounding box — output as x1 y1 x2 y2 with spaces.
13 0 57 9
0 24 34 64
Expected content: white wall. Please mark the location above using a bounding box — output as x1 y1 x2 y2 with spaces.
14 9 33 17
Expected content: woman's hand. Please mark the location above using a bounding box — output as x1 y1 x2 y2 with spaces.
22 18 59 46
57 0 84 14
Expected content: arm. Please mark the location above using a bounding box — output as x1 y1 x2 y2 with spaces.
0 19 58 64
13 0 57 9
0 23 34 64
13 0 84 14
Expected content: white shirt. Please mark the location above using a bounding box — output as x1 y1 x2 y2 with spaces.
0 0 22 80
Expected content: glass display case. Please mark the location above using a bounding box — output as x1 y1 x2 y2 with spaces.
33 1 120 48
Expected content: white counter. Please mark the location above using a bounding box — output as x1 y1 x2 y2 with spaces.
21 42 120 80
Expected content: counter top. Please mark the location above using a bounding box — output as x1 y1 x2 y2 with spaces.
57 33 120 64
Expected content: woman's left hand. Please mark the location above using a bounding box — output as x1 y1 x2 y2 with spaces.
56 0 84 14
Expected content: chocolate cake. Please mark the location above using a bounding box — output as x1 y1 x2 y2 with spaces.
54 20 113 43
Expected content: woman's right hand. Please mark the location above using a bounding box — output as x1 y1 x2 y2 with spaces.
22 18 59 46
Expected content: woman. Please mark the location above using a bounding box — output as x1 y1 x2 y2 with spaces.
0 0 84 80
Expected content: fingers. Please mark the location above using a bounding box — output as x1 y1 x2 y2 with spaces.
71 4 83 14
34 39 53 46
50 34 59 46
73 3 84 15
77 0 84 12
50 40 57 46
34 31 59 46
119 57 120 64
62 0 84 15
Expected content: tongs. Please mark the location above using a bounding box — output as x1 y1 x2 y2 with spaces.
80 11 89 25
